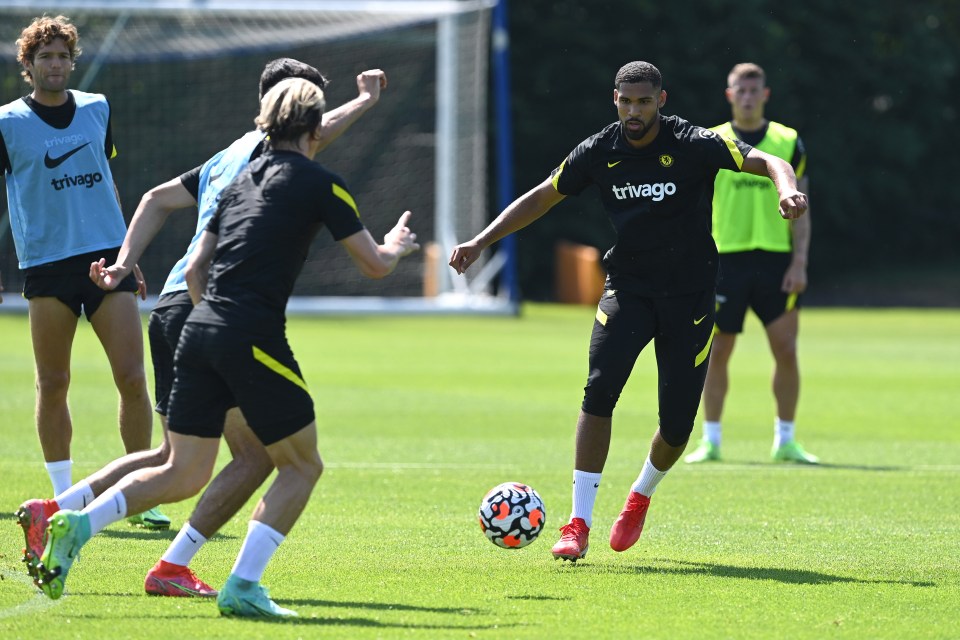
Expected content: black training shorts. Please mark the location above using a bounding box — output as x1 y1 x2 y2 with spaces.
582 288 715 447
23 247 138 320
715 250 801 333
147 292 193 416
167 321 314 446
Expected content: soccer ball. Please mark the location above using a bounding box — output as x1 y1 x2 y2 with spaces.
478 482 546 549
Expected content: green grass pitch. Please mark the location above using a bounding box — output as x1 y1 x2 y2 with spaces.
0 304 958 638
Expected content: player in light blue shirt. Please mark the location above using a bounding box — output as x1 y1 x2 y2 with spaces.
37 59 389 599
0 17 155 514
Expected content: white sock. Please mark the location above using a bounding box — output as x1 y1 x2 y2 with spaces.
774 418 795 448
161 523 208 566
703 421 722 447
231 520 285 583
56 480 96 511
570 470 602 527
84 486 128 537
45 460 72 496
630 456 668 497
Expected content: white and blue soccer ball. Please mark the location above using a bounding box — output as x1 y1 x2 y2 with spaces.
478 482 546 549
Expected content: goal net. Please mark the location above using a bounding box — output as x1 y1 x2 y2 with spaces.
0 0 514 315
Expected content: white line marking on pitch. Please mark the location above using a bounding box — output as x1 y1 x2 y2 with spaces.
0 571 58 619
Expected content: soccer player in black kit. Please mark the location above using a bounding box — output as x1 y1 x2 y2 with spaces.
36 77 419 617
449 61 807 562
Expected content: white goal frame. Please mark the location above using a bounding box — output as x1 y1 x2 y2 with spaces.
0 0 517 316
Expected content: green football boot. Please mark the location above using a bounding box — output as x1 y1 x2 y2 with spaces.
217 574 298 619
771 441 820 465
37 510 91 600
684 439 721 464
127 507 171 530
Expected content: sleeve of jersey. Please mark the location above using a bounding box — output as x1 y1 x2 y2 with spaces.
324 176 366 241
704 129 751 172
550 141 592 196
179 165 202 201
205 205 222 235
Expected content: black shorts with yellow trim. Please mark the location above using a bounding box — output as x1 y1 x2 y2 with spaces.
23 247 138 321
715 250 801 333
583 287 715 446
167 321 314 446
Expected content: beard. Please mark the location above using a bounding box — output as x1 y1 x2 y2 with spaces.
623 107 659 140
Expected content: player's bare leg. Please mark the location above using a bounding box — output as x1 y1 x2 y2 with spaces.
553 411 610 562
766 310 817 463
217 422 322 618
146 409 273 597
91 292 173 525
29 298 80 492
686 331 736 463
90 292 153 452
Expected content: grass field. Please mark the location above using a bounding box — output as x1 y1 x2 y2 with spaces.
0 304 958 639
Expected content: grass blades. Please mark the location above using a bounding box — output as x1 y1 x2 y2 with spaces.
0 305 958 638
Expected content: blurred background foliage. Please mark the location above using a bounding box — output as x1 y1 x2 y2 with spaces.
502 0 959 304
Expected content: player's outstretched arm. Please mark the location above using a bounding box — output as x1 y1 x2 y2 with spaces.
317 69 387 152
91 178 198 291
341 210 420 279
741 148 808 220
185 230 218 305
449 177 565 275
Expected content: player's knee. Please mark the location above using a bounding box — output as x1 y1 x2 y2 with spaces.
35 369 70 400
658 422 693 448
581 388 619 418
306 452 324 484
113 366 149 398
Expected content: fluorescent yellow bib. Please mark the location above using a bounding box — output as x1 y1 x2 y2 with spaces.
711 121 800 253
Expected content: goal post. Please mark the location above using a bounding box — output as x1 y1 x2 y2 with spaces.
0 0 518 315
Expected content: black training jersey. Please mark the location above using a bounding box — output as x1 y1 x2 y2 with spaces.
187 149 365 336
551 114 753 297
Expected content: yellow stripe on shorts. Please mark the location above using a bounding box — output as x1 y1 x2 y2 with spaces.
695 326 717 367
252 346 309 393
786 292 798 312
596 306 608 326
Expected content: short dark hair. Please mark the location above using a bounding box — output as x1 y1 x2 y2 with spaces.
614 61 662 90
259 58 327 99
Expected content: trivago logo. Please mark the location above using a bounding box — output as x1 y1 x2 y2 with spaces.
611 181 677 202
50 171 104 191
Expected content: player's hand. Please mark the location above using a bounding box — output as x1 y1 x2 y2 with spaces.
357 69 387 103
384 210 419 257
449 240 484 275
90 257 127 291
133 264 148 300
781 260 808 294
778 190 808 219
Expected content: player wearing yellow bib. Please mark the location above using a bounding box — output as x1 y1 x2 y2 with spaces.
686 63 818 465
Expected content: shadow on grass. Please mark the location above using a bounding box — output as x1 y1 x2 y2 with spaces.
281 597 481 614
593 558 935 587
97 528 239 542
701 460 906 472
64 604 514 631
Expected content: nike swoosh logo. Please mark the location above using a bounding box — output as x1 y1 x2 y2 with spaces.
607 161 621 168
694 314 708 325
44 142 91 169
186 532 198 544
